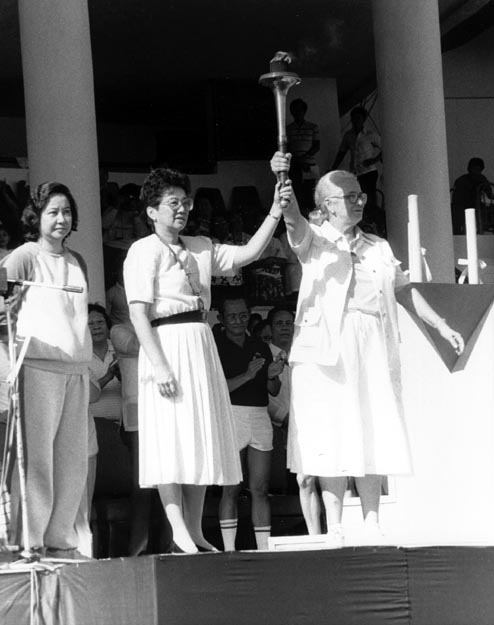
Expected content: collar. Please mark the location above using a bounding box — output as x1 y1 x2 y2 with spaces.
319 222 377 247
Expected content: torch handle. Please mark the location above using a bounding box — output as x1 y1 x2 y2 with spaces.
277 172 290 208
275 99 289 207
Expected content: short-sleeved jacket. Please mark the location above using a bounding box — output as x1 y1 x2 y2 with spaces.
288 220 409 372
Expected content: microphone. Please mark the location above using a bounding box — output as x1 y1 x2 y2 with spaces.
0 267 83 296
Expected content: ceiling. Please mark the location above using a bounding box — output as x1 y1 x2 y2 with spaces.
0 0 493 125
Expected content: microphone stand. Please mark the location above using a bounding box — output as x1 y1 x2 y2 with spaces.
5 301 33 560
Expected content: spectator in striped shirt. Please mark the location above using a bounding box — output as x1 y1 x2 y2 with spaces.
287 99 320 216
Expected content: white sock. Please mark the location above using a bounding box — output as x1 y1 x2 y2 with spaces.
220 518 238 551
254 525 271 550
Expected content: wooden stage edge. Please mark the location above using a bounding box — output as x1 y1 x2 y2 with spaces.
2 542 494 625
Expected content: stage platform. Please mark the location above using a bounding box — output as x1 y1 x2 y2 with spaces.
1 545 494 625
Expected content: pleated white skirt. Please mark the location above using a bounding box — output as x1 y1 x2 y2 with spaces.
288 311 412 477
138 321 242 487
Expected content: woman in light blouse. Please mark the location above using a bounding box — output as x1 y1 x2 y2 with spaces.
124 167 292 553
271 152 464 546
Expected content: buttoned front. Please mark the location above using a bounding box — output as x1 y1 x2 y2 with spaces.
288 220 409 370
286 218 412 478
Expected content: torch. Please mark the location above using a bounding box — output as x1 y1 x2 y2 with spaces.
259 52 300 198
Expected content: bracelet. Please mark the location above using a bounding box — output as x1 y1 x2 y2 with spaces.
268 374 279 380
268 212 281 221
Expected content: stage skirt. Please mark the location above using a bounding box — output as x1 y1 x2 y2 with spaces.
138 321 242 487
288 310 412 477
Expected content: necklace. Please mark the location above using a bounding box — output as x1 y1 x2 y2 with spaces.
164 238 204 311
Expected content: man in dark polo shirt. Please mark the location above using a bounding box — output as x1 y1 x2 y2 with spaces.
215 296 283 550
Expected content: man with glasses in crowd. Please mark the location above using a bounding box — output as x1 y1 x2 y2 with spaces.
215 296 285 550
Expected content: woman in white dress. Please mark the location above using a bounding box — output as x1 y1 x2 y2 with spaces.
124 167 292 553
271 152 464 546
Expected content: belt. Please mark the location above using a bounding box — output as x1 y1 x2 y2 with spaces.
151 310 205 327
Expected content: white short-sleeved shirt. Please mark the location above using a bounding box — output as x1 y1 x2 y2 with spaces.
288 220 409 368
1 242 91 372
124 234 237 317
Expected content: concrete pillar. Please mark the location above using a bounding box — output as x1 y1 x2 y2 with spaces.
372 0 454 283
18 0 104 300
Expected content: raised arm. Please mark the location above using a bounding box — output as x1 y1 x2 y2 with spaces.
396 286 464 355
270 152 306 246
233 180 293 268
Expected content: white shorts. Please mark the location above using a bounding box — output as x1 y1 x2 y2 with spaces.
232 405 273 452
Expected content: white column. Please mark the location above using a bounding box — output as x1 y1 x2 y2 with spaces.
18 0 104 301
372 0 454 283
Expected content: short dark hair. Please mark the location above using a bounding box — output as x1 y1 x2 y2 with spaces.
267 305 295 326
119 183 141 199
217 294 250 316
88 302 112 329
468 157 485 172
140 168 191 208
21 182 79 241
290 98 308 114
350 106 368 121
252 319 271 338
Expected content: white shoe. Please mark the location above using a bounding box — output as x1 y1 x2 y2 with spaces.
326 523 344 549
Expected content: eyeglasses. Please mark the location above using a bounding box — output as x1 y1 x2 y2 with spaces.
327 192 367 205
225 313 249 323
161 197 194 211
